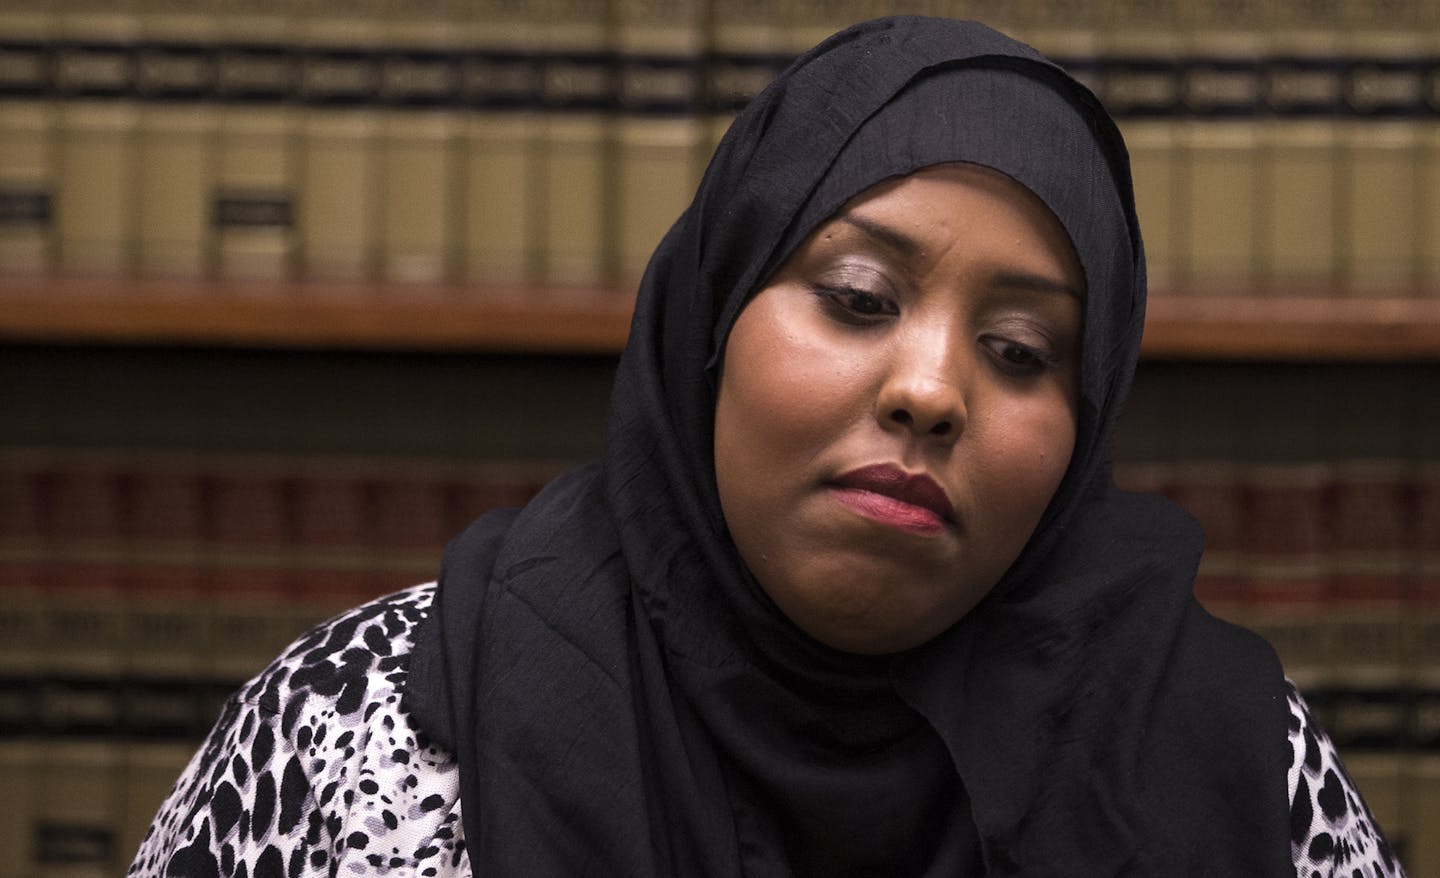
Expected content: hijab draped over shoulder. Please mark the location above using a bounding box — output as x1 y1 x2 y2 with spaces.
408 16 1293 876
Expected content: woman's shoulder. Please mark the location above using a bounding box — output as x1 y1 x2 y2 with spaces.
239 582 438 716
130 583 470 877
1286 681 1405 876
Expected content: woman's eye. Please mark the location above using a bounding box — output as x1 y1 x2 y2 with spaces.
984 337 1057 376
814 286 898 323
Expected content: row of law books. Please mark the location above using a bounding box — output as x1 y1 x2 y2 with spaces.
1114 458 1440 742
1116 457 1440 875
0 447 562 876
2 445 1440 872
2 0 1440 295
0 447 562 688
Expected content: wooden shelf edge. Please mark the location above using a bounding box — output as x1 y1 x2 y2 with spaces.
1142 295 1440 362
4 278 1440 360
0 277 636 354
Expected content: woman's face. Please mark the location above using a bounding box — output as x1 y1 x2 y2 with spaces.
714 163 1084 654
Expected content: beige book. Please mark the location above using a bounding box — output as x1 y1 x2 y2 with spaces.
457 0 540 285
1103 0 1184 291
1009 0 1102 92
120 742 195 868
705 0 784 158
777 0 860 57
0 738 39 878
1424 123 1440 293
612 0 706 287
537 0 613 287
296 0 385 281
214 0 298 282
1259 119 1341 290
1176 0 1266 291
135 3 223 279
54 0 142 275
1260 9 1343 291
36 740 125 878
929 0 1016 35
463 110 539 285
0 4 57 274
1337 0 1426 296
377 0 462 285
1180 120 1261 290
1341 119 1422 295
1409 749 1440 876
381 111 459 284
1336 752 1409 866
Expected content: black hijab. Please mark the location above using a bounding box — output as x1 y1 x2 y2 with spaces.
409 17 1293 876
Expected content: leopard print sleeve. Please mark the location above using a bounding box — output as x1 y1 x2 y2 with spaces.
127 584 470 878
1288 682 1406 877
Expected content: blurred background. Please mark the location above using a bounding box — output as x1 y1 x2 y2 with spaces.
1 0 1439 873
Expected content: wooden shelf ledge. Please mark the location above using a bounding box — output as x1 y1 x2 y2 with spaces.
0 277 636 354
3 277 1440 361
1142 294 1440 362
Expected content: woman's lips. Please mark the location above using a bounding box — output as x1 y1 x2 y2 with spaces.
829 464 956 535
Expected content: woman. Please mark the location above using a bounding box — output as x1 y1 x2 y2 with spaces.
131 17 1401 877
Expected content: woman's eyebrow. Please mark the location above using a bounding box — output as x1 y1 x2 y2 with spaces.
837 213 923 258
840 213 1083 301
992 270 1084 301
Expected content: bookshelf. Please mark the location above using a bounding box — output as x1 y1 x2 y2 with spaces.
4 278 1440 361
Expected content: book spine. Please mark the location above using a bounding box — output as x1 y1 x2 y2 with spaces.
35 739 124 878
1326 460 1410 690
537 0 615 286
1100 0 1183 291
378 0 463 285
1408 460 1440 699
612 0 706 287
0 450 49 685
118 739 196 868
134 3 220 280
0 4 58 275
54 2 142 276
704 0 785 160
214 0 298 282
1010 0 1103 93
446 460 557 538
0 449 47 878
1426 117 1440 295
1337 0 1426 296
39 454 129 681
1176 0 1266 291
1410 747 1440 878
459 2 542 285
1239 462 1331 696
776 0 848 58
1320 460 1412 866
1409 460 1440 875
1168 460 1248 619
0 736 39 878
120 454 209 683
291 458 380 629
35 451 128 878
371 464 454 594
1258 7 1342 292
203 457 297 685
297 4 383 281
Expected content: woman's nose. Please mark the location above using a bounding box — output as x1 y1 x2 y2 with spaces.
875 333 967 441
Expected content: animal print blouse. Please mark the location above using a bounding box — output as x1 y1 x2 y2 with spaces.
127 584 1405 877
